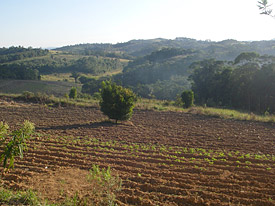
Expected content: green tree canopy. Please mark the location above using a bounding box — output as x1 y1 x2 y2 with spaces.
100 81 136 123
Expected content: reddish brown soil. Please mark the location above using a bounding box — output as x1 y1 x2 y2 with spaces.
0 101 274 205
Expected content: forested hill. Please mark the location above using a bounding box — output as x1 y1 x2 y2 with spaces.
0 46 123 80
55 38 275 60
0 46 49 63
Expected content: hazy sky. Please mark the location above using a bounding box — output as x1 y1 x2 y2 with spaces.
1 0 274 48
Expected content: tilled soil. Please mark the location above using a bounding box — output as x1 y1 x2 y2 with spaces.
0 101 274 205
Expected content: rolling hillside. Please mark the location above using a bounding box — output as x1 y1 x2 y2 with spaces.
55 38 275 60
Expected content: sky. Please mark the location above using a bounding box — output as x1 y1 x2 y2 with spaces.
0 0 275 48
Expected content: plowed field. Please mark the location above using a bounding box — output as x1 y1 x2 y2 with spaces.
0 100 274 205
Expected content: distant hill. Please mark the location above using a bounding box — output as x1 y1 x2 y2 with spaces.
1 38 275 101
0 47 124 78
55 38 275 61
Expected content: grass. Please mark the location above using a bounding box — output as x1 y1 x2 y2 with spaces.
41 73 76 82
187 106 275 123
0 92 99 108
136 98 275 123
0 188 45 206
0 80 81 97
0 91 274 123
135 98 184 112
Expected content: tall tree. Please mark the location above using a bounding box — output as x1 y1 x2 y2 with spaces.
189 59 226 105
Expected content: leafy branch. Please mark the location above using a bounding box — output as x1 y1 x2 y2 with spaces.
0 120 35 172
258 0 274 17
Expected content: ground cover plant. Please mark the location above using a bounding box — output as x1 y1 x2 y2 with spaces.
0 101 274 205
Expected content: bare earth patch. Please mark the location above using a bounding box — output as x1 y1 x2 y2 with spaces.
0 101 274 205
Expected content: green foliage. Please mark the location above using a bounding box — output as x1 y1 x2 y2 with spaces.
0 64 40 80
189 55 275 114
100 80 136 123
69 87 77 99
181 90 194 108
81 77 104 95
0 46 49 63
0 46 122 80
0 46 48 80
0 120 35 171
234 52 260 64
0 188 43 206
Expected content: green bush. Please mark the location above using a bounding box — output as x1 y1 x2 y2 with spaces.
69 87 77 99
181 90 194 108
100 80 136 123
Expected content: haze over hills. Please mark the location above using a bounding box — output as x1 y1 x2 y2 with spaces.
55 37 275 60
0 37 275 113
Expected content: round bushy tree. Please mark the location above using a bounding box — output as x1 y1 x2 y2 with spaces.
100 80 136 123
181 90 194 108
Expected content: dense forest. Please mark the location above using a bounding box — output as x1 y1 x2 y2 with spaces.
189 53 275 113
0 46 49 63
1 38 275 114
0 47 48 80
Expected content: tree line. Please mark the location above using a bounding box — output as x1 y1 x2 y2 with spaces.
0 64 39 80
189 52 275 114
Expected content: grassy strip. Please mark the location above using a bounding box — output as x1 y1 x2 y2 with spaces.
187 106 275 123
0 93 274 123
136 98 275 123
0 92 98 108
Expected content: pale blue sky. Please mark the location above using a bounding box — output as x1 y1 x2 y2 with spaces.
1 0 274 48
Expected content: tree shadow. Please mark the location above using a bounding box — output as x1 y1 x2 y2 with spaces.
36 120 117 131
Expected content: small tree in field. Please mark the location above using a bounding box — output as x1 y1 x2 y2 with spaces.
100 80 136 123
69 87 77 99
181 90 194 108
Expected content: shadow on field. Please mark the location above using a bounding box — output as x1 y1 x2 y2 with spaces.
36 120 117 131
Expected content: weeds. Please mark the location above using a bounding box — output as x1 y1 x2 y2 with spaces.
87 164 122 206
0 188 43 206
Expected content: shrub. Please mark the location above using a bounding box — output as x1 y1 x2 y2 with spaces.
181 90 194 108
20 92 50 104
69 87 77 99
22 91 35 100
100 80 136 123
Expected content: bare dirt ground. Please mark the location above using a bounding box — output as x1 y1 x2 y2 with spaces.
0 100 274 205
